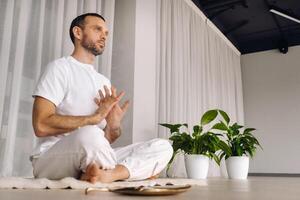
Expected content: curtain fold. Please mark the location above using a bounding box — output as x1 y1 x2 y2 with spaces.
0 0 115 177
156 0 244 177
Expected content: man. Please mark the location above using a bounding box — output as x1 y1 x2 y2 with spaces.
30 13 173 183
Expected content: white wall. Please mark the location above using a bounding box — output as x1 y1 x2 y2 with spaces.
111 0 136 147
132 0 158 142
111 0 158 146
242 45 300 174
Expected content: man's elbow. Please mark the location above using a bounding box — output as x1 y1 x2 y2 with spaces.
105 135 114 144
33 123 48 137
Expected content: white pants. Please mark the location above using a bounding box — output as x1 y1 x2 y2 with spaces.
32 125 173 181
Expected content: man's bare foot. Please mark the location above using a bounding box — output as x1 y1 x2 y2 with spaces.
80 163 130 184
147 174 160 180
80 163 112 183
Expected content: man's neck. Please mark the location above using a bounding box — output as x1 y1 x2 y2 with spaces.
71 47 95 65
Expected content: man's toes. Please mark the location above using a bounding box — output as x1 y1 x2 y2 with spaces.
90 165 100 176
86 163 100 176
90 176 97 184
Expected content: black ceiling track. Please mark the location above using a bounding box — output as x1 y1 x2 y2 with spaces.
264 0 289 54
209 6 235 19
192 0 300 54
202 0 248 11
224 20 249 36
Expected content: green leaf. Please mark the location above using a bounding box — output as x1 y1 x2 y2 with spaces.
201 110 218 126
169 134 181 142
173 132 193 153
236 145 243 156
217 140 232 157
219 152 226 161
211 122 228 131
244 128 256 135
244 145 254 158
159 123 184 134
211 153 221 166
193 125 201 133
207 133 220 144
192 125 203 138
213 133 224 137
218 110 230 124
166 150 178 177
182 123 188 128
231 123 244 130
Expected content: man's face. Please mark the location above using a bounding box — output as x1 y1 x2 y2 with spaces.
80 16 109 56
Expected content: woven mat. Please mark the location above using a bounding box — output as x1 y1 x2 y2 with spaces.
0 177 206 189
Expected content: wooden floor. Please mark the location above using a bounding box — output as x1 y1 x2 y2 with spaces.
0 177 299 200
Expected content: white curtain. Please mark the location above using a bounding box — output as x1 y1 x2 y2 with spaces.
156 0 244 177
0 0 115 177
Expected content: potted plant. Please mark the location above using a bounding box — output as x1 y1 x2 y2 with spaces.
209 109 262 179
159 110 222 179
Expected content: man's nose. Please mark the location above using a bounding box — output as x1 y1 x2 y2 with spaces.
100 31 107 40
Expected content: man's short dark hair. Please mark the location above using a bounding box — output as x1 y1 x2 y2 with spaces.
69 13 105 44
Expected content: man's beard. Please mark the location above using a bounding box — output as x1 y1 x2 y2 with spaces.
81 35 104 56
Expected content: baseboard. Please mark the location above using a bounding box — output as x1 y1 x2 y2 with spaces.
249 173 300 177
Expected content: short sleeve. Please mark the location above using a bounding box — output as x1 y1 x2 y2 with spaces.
33 62 68 106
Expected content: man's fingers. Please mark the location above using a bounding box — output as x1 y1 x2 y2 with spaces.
121 100 130 112
112 100 119 107
111 85 117 97
98 89 104 99
104 85 111 97
94 98 100 105
116 91 125 101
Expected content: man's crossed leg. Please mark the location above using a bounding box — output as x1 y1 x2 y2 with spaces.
32 125 173 183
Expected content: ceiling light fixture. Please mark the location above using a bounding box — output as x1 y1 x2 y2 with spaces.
270 8 300 24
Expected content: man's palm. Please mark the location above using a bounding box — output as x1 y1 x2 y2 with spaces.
95 85 129 129
106 101 129 129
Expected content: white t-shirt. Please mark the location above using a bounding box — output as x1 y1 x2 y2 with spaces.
31 56 111 159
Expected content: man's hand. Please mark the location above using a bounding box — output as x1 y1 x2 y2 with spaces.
106 86 129 129
32 86 124 138
91 85 124 125
94 85 130 143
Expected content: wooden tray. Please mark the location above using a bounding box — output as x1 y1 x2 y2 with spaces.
109 184 191 196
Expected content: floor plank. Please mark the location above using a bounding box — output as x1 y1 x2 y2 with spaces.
0 177 299 200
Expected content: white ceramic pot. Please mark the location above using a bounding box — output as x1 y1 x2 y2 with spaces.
226 156 249 179
184 154 209 179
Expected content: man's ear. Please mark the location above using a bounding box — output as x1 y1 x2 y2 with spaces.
72 26 83 42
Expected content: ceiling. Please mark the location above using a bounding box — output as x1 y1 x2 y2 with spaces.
192 0 300 54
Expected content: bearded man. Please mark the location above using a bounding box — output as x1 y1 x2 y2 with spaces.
30 13 173 183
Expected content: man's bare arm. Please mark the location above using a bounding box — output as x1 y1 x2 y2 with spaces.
32 91 121 137
97 86 129 144
32 97 103 137
104 126 121 144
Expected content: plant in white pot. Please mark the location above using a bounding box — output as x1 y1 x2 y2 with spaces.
210 109 262 179
159 110 222 179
